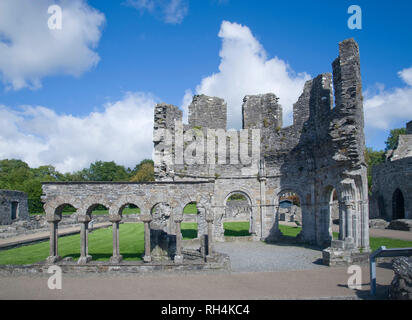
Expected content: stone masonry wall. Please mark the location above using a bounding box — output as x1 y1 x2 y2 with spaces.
0 190 29 225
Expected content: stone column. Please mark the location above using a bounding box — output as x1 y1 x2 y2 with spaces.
78 215 92 264
345 202 353 242
141 215 152 263
338 201 345 240
46 219 61 264
174 216 183 264
206 215 214 260
109 215 122 263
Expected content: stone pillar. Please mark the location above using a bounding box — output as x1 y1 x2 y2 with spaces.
174 216 183 264
47 220 61 263
338 202 345 240
78 215 92 264
345 202 353 242
141 215 152 263
206 215 214 259
109 215 122 263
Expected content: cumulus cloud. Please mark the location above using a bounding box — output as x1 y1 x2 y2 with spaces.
364 66 412 130
182 21 311 129
0 93 156 173
0 0 105 90
126 0 188 24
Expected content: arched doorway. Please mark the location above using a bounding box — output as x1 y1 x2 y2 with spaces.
277 190 302 239
182 201 198 239
223 192 253 237
392 189 405 220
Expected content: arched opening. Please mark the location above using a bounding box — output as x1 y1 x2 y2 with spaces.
182 202 198 239
277 190 302 239
150 202 174 261
223 192 253 237
392 189 405 220
328 188 340 240
117 203 144 260
83 204 112 261
53 203 79 261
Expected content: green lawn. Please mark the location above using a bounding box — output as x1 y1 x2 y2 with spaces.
224 221 251 236
1 223 411 265
279 225 412 252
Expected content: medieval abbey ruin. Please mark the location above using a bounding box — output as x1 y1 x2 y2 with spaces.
41 38 370 268
370 121 412 222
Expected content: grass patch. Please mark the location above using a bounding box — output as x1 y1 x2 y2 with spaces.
279 224 301 237
181 222 198 239
183 203 197 214
224 221 251 237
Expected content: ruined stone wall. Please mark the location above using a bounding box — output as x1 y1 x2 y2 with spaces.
370 121 412 221
150 38 369 251
0 190 29 225
41 39 369 260
370 157 412 220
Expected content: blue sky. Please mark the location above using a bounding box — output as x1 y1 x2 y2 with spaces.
0 0 412 172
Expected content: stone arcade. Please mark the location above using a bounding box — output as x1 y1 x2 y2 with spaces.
41 38 370 267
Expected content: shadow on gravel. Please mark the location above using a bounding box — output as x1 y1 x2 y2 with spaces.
337 283 390 300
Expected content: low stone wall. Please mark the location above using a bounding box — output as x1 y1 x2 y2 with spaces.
0 252 231 276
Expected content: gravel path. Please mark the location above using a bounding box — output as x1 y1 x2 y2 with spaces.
213 241 327 272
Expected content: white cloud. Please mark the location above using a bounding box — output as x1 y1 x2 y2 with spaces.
0 93 156 173
182 21 311 129
364 66 412 130
126 0 188 24
0 0 105 90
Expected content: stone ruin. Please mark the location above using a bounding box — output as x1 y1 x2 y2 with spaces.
40 38 370 267
0 190 29 225
369 120 412 229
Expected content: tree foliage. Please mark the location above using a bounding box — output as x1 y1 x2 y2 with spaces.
385 128 406 151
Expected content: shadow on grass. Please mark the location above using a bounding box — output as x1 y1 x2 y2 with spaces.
181 229 197 239
61 252 144 261
224 229 251 237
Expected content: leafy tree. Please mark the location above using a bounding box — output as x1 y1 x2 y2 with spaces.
365 147 385 194
130 160 154 182
83 161 130 181
385 128 406 151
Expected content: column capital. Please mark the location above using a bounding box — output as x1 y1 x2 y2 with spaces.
77 215 91 223
174 215 184 223
109 214 122 222
46 214 61 223
141 214 152 223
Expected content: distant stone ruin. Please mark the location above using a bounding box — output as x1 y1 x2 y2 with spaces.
40 38 370 267
0 190 29 225
370 120 412 222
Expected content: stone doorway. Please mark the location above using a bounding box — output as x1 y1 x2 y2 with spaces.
11 201 18 220
392 188 405 220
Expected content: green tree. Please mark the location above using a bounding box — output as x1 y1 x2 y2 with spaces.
130 160 154 182
385 128 406 151
365 147 385 194
83 161 130 181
